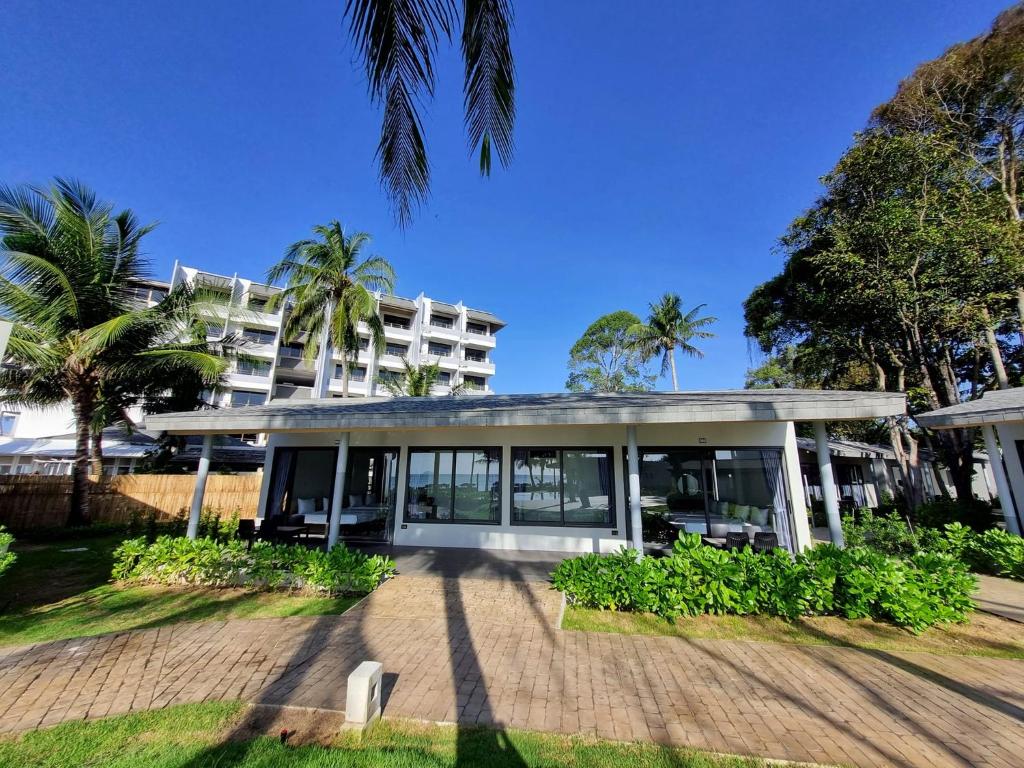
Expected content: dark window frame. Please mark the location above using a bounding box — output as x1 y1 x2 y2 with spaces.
403 446 503 526
241 327 277 345
385 342 408 357
511 446 616 528
230 389 267 407
622 444 795 543
427 342 453 357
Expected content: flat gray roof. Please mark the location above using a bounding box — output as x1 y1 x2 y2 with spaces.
916 388 1024 429
141 390 906 435
466 308 506 330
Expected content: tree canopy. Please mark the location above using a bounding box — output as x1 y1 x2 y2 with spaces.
565 310 654 393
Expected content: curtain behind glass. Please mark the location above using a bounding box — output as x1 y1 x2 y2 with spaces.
266 449 294 519
761 449 794 552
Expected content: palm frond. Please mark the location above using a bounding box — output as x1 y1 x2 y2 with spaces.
344 0 456 225
462 0 515 174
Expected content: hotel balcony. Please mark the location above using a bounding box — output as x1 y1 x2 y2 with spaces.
422 323 462 343
462 330 496 348
462 358 496 376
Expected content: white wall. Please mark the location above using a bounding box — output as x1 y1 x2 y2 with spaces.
259 419 808 553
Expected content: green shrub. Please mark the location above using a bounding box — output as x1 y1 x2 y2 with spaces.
914 498 995 532
841 508 922 556
938 523 1024 580
111 535 395 595
551 533 976 632
0 525 15 579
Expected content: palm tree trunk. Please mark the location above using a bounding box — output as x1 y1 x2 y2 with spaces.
90 428 104 476
668 349 679 391
342 358 350 397
69 394 94 527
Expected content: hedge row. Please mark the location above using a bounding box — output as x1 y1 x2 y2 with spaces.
112 535 395 595
551 533 975 632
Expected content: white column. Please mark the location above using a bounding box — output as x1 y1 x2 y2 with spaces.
327 432 351 550
626 425 643 556
982 425 1021 536
783 421 813 551
813 421 844 548
187 434 214 540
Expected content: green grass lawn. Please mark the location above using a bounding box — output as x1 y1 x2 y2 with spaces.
564 605 1024 659
0 535 358 648
0 701 783 767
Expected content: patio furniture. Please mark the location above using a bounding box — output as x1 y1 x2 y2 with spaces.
236 519 256 550
256 514 284 542
725 531 750 551
753 531 779 554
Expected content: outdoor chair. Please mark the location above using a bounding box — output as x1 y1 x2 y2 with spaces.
236 519 256 550
257 514 284 542
753 532 779 554
725 531 750 551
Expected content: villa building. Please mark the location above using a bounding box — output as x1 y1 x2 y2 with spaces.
143 389 908 554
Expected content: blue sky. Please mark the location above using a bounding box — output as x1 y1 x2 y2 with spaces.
0 1 1012 393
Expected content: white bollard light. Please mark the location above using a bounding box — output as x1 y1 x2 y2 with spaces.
344 661 383 730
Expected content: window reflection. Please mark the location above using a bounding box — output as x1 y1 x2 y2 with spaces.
513 448 613 526
406 448 500 523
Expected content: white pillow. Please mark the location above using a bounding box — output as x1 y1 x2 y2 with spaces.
297 497 316 515
365 492 378 506
321 496 329 512
750 507 769 526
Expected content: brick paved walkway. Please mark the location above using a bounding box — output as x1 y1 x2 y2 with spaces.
2 575 1024 767
975 575 1024 623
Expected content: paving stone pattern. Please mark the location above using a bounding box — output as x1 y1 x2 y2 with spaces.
2 575 1024 768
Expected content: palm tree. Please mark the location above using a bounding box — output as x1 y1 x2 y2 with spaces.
344 0 515 225
379 357 467 396
267 222 395 398
0 179 231 524
630 294 717 391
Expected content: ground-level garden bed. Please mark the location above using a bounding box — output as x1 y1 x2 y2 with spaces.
0 700 792 768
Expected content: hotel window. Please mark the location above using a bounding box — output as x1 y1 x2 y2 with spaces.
247 296 268 312
405 448 501 524
230 390 266 407
512 448 614 526
280 342 304 358
242 327 276 345
383 314 410 330
428 342 452 357
335 364 366 382
437 371 451 385
206 323 224 338
466 321 489 335
464 349 486 363
0 411 19 436
237 359 271 376
430 314 454 329
463 375 486 389
385 342 407 357
359 336 370 350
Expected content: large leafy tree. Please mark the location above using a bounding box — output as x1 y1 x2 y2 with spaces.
379 357 467 396
873 4 1024 332
565 310 653 393
629 295 716 391
745 131 1024 507
344 0 515 225
267 222 395 398
0 180 231 524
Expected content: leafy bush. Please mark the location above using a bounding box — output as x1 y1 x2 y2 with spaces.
0 525 15 579
914 498 995 532
938 523 1024 580
842 509 923 556
551 533 975 632
112 535 395 595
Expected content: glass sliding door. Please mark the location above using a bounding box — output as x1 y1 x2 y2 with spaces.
632 447 794 551
405 447 501 524
636 449 708 543
341 448 399 542
265 447 337 522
